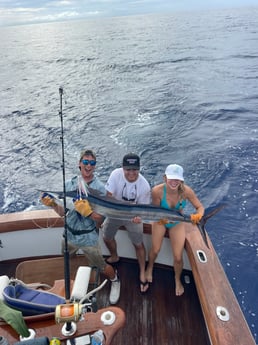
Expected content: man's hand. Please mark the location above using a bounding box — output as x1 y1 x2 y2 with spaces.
132 216 142 224
74 198 93 217
41 193 57 207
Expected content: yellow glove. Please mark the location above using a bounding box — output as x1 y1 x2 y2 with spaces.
157 218 169 225
41 193 57 207
190 213 202 224
74 199 93 217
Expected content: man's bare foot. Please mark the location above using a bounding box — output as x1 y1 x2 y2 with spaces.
175 280 184 296
105 256 120 264
145 266 153 283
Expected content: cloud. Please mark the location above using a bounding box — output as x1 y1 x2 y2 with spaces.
0 0 107 26
0 7 43 26
0 0 257 27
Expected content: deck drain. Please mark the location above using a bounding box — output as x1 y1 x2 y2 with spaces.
216 306 230 321
196 250 207 263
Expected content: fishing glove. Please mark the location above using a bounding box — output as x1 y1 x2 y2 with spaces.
190 213 202 224
74 198 93 217
41 192 57 207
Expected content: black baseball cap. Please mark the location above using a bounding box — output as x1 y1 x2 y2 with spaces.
122 153 140 170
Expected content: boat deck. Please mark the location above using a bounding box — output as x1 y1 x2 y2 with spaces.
0 211 256 344
0 257 210 345
107 260 211 345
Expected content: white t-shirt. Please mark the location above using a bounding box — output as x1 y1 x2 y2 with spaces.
105 168 151 204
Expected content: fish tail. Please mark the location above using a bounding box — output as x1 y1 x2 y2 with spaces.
203 203 227 224
197 203 227 249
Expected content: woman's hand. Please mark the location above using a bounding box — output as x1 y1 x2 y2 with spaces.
190 213 202 224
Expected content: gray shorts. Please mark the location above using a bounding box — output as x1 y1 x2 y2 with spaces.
102 218 143 246
62 239 106 271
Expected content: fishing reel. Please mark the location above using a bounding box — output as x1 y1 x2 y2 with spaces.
55 266 107 335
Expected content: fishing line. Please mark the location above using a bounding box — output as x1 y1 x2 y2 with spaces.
59 87 71 303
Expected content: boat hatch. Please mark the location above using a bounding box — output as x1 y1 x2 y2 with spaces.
196 250 207 263
216 306 230 321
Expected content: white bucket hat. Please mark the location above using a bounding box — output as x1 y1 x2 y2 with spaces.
165 164 184 181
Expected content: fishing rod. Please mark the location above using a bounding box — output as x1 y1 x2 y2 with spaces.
59 87 71 303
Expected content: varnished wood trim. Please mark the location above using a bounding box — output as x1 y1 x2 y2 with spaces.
0 210 153 234
0 306 125 345
0 210 63 233
185 224 256 345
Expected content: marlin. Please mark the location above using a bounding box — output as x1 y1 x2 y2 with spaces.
41 188 226 249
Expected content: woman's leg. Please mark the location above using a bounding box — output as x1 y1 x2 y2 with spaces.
168 222 186 296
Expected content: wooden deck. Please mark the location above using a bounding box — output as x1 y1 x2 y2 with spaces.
0 256 210 345
108 260 211 345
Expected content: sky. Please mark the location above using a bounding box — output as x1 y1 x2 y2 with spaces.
0 0 257 27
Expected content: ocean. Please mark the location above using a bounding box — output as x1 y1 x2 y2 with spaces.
0 6 257 342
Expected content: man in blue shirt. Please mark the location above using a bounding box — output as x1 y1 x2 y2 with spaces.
41 149 120 304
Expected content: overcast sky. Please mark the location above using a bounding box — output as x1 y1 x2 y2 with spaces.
0 0 257 27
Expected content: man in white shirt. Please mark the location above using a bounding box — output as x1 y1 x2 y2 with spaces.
102 153 151 293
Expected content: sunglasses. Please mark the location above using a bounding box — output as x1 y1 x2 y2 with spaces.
81 159 96 166
122 183 137 202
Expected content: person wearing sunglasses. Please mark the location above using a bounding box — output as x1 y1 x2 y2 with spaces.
145 164 204 297
41 149 120 305
102 153 151 293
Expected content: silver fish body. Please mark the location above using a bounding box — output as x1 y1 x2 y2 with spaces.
42 188 226 249
49 188 192 223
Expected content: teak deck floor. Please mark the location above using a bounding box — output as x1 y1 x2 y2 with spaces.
0 257 211 345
